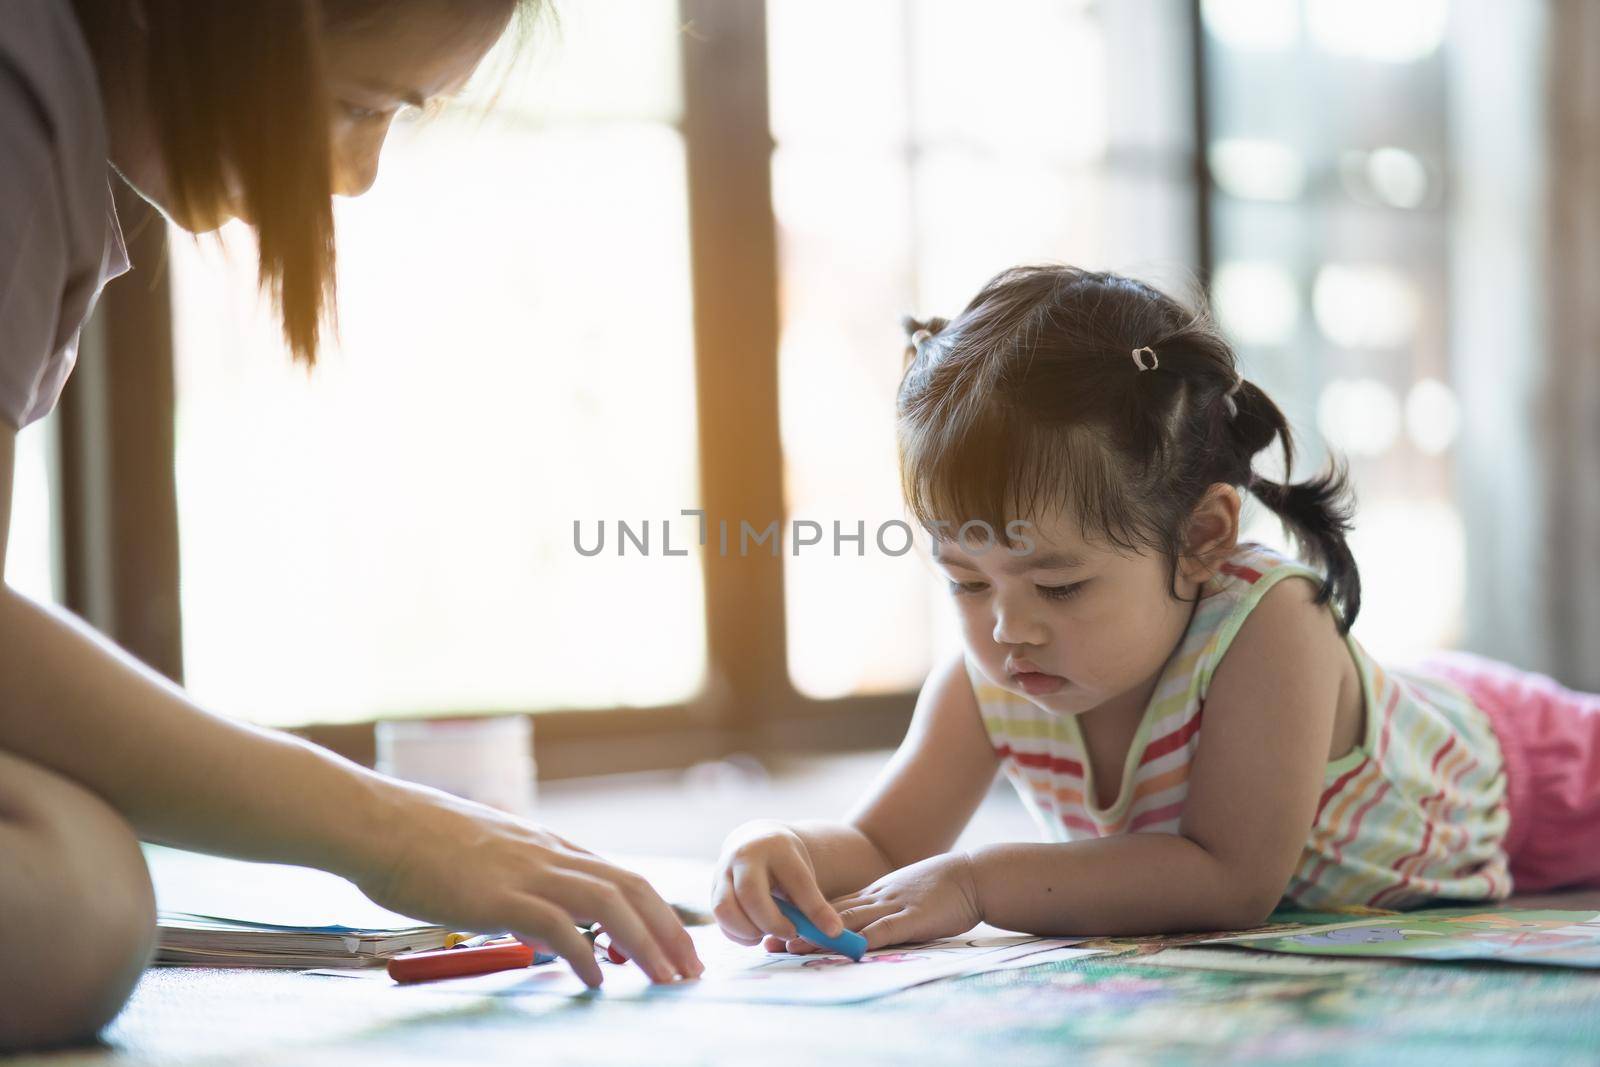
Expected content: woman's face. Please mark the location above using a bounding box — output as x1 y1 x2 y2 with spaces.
322 3 513 198
124 2 513 230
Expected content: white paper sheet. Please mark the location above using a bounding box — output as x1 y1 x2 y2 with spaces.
144 844 432 932
313 923 1103 1004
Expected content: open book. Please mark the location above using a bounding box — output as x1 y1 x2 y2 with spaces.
145 845 450 968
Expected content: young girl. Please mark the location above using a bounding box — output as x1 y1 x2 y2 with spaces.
712 264 1600 954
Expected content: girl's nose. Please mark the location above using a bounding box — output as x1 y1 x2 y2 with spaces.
991 598 1046 647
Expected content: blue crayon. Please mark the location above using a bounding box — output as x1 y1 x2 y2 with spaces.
774 897 867 962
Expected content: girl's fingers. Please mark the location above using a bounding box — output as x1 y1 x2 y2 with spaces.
507 895 603 989
731 865 796 940
770 852 843 937
761 933 820 954
837 900 896 932
567 855 703 978
857 912 909 951
829 891 869 913
711 874 765 945
541 871 678 983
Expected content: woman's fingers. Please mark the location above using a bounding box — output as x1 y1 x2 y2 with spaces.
730 864 796 940
566 855 703 978
548 832 596 856
540 871 678 983
770 851 842 937
506 895 602 989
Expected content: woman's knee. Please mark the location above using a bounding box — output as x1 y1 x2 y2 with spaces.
0 750 155 1052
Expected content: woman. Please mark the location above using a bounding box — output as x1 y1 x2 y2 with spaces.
0 0 702 1050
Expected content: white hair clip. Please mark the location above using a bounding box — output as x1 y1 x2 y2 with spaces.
1130 346 1158 371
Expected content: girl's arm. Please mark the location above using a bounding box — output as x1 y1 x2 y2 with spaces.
846 650 1003 866
824 576 1346 949
712 651 999 943
792 650 1000 892
0 425 700 987
968 576 1344 936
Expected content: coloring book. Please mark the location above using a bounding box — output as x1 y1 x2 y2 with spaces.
1206 909 1600 969
317 923 1104 1003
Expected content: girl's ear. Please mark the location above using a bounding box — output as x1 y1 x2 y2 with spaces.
1178 483 1241 585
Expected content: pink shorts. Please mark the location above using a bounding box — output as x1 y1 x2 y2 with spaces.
1415 651 1600 894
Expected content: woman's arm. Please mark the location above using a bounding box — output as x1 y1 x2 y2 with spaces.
968 577 1344 936
0 424 699 986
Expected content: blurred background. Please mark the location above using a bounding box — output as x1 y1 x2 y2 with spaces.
5 0 1596 816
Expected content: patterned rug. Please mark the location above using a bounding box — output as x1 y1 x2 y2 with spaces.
17 899 1600 1067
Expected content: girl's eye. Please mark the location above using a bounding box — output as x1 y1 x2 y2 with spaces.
1037 581 1087 602
946 580 989 597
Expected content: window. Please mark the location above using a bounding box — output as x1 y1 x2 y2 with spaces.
769 0 1199 698
166 0 704 726
71 0 1467 767
3 416 60 605
157 0 1210 737
1201 0 1462 660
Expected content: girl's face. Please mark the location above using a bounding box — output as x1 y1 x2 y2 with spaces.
932 510 1212 718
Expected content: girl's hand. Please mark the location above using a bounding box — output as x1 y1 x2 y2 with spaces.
711 820 845 947
355 782 703 988
762 852 982 954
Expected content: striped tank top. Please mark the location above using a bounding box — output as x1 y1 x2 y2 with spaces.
970 541 1513 910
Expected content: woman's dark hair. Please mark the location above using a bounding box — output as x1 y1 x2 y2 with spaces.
73 0 535 364
897 264 1361 632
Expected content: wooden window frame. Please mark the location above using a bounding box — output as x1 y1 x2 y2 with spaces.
56 1 1209 781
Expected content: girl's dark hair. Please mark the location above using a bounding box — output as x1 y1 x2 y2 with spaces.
897 264 1361 632
73 0 533 364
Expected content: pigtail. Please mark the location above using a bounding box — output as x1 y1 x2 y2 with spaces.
901 315 951 370
1229 380 1362 632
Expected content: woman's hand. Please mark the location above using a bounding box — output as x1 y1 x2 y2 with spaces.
354 781 702 988
711 820 844 947
762 851 983 954
0 557 701 991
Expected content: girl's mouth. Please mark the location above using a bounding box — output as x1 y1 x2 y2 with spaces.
1012 670 1067 696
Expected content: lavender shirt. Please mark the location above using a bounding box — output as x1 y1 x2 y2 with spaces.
0 0 129 431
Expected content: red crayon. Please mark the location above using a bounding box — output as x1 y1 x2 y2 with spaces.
387 939 535 984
